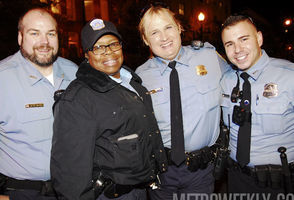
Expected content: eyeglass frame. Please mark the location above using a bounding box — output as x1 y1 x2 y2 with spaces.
88 41 122 55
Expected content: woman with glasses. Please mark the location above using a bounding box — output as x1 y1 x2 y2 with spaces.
50 18 167 200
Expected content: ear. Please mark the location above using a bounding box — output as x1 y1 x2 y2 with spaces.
143 36 149 46
18 31 22 46
257 31 263 47
85 52 89 60
177 24 182 35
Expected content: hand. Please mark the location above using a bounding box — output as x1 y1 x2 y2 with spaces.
0 195 9 200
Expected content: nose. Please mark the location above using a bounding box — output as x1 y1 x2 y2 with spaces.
104 46 113 55
234 43 242 53
40 34 49 44
159 31 168 41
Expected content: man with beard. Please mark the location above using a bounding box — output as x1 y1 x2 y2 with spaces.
0 8 78 200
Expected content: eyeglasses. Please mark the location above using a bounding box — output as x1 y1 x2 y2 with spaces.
139 1 169 19
89 41 122 55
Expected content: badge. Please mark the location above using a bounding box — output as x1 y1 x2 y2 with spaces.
146 87 163 95
25 103 44 108
195 65 207 76
29 75 37 79
263 83 278 98
90 19 105 31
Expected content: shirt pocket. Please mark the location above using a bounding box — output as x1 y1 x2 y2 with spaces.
150 87 169 106
19 99 51 123
254 102 287 134
112 133 150 172
198 84 220 111
16 98 52 142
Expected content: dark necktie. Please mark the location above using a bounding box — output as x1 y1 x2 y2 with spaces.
236 72 252 167
168 61 186 166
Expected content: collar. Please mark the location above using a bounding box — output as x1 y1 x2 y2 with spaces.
238 50 269 81
16 51 43 86
77 60 141 92
153 47 189 75
16 51 67 86
109 68 132 84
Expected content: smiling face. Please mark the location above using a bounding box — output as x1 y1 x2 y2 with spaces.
85 34 123 78
221 20 263 71
142 10 182 61
18 9 58 67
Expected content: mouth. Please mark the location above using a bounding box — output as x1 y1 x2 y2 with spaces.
34 46 53 54
234 54 247 63
160 41 173 49
103 59 118 66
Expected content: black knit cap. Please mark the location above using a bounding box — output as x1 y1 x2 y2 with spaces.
81 18 122 52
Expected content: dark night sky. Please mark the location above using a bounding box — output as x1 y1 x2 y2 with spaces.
231 0 294 26
229 0 294 61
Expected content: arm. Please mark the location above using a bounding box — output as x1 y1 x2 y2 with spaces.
51 95 97 200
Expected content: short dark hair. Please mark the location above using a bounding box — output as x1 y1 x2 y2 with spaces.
221 14 257 33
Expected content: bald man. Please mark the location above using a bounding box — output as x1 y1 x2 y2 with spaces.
0 8 78 200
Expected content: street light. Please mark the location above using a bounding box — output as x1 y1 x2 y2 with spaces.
283 18 293 33
197 12 205 40
284 18 292 27
198 12 205 22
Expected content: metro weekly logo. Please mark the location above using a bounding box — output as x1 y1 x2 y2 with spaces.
173 193 294 200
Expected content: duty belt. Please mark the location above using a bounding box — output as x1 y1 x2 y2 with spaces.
0 173 55 196
228 158 294 189
164 145 216 172
93 173 152 199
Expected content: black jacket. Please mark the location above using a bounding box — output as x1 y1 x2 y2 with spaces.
50 61 167 200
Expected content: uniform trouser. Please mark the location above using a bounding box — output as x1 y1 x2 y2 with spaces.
228 169 286 200
148 163 214 200
97 188 147 200
3 189 57 200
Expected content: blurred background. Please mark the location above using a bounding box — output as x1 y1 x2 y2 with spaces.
0 0 293 70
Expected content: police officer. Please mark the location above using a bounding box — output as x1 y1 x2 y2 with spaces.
0 8 78 200
220 14 294 199
50 18 167 200
136 4 228 199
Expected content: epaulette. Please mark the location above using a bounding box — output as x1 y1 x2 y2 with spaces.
270 57 294 71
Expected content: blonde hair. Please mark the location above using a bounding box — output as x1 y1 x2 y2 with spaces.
138 6 183 42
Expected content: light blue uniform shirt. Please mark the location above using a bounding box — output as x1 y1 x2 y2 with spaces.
0 51 78 180
221 50 294 166
136 44 226 152
109 67 138 95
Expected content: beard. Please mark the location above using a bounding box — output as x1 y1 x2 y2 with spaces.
20 44 58 67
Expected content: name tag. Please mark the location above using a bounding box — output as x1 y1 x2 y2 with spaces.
25 103 44 108
146 87 163 95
